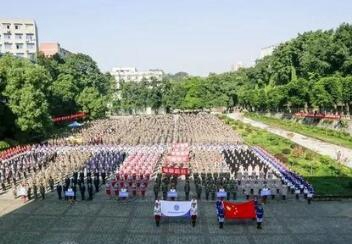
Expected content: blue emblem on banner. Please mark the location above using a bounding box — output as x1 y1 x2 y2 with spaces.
174 205 180 211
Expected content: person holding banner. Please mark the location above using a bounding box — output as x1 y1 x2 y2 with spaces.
190 198 198 227
154 200 161 227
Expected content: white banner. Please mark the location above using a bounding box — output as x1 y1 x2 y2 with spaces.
160 200 191 217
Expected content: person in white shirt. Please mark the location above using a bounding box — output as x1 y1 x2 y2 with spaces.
154 200 161 227
190 198 198 227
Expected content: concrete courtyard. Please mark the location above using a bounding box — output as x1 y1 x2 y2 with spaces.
1 184 352 244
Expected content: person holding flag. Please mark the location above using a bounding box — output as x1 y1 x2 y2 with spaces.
216 200 225 229
154 199 161 227
256 204 264 229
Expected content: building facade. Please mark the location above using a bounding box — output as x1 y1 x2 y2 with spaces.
259 44 278 59
111 67 164 88
39 42 71 58
231 62 244 72
0 18 38 60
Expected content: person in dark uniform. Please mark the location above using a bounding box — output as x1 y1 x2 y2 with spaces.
225 183 231 201
101 170 106 185
196 184 202 200
64 176 70 189
63 182 68 201
94 170 99 184
72 183 77 201
27 183 32 200
48 176 54 192
33 183 38 199
88 183 93 200
39 183 45 200
161 183 168 200
205 184 210 200
210 184 216 200
57 183 63 200
184 182 190 200
216 200 225 229
79 171 84 183
87 175 92 185
153 183 160 200
256 204 264 229
73 171 78 186
80 183 86 200
93 176 99 192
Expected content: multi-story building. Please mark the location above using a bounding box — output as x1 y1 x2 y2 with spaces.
111 67 164 89
231 62 244 72
259 44 278 59
0 18 38 60
39 42 71 58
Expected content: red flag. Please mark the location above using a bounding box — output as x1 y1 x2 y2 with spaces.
223 200 256 219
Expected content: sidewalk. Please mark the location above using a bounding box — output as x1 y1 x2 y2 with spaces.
227 113 352 168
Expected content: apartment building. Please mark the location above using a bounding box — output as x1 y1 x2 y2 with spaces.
111 67 164 89
0 18 38 60
39 42 71 58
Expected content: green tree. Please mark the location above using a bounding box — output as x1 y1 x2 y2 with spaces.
77 87 107 119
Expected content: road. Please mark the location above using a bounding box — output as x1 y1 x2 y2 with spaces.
227 113 352 168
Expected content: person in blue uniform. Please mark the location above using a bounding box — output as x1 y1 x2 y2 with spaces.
256 204 264 229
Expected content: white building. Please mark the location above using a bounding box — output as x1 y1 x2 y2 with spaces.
259 44 278 59
111 67 164 88
0 18 38 60
231 62 244 72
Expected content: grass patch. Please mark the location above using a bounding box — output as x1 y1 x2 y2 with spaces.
245 113 352 149
219 114 352 196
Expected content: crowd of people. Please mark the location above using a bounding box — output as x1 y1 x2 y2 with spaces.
0 113 316 232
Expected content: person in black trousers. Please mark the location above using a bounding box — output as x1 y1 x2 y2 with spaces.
80 183 86 200
88 183 93 200
57 183 63 200
72 183 77 201
93 177 99 192
101 170 106 185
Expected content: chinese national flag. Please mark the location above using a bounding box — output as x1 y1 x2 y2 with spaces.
223 200 256 219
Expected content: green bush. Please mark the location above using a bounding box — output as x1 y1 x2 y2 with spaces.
282 148 291 154
348 181 352 189
245 127 253 133
339 120 349 129
0 141 11 150
275 153 288 164
304 152 314 160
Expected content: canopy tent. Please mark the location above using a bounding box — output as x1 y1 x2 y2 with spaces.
68 121 83 128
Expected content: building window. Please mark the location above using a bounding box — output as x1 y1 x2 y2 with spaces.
16 43 23 50
16 53 24 58
28 53 35 60
2 23 10 29
27 43 35 49
25 24 33 29
15 34 23 40
4 43 12 49
14 24 22 30
26 34 34 41
4 33 11 40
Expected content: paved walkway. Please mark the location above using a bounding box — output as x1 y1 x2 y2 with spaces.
227 113 352 168
1 181 352 244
